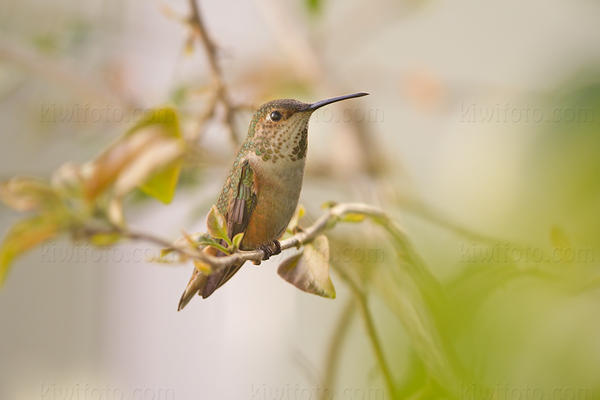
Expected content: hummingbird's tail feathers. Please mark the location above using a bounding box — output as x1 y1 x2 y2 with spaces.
177 268 206 311
201 262 244 298
177 245 218 311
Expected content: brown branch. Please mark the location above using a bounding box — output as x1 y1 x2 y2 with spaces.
79 203 391 276
187 0 239 145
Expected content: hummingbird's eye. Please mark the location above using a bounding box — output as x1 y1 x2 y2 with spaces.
269 111 282 122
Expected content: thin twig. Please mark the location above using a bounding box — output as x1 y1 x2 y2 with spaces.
77 226 202 261
79 203 390 275
187 0 239 145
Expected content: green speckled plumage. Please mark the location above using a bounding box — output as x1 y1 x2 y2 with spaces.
215 99 309 217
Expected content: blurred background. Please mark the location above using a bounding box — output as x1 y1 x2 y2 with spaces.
1 0 599 399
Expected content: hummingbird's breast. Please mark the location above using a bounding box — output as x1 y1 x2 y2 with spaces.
241 155 305 249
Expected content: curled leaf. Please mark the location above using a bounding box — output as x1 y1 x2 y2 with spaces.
0 177 61 212
108 197 125 227
287 204 306 233
51 162 84 194
138 159 182 204
231 232 244 251
84 129 157 200
0 215 60 285
277 235 336 298
206 205 229 244
84 107 184 202
114 136 183 199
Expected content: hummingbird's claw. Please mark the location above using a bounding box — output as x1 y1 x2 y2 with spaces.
259 244 273 260
272 240 282 255
259 240 282 261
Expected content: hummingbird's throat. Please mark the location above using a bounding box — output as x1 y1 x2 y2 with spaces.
253 117 308 163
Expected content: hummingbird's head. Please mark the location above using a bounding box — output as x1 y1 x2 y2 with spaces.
246 92 368 163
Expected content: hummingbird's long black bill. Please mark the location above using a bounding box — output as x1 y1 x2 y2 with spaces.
308 92 369 111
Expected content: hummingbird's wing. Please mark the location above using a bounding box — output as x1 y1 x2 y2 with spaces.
201 159 257 298
225 160 257 239
178 160 257 309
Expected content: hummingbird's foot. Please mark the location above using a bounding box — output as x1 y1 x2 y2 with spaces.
259 240 282 261
272 240 282 255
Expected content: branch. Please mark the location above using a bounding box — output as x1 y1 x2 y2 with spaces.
78 203 390 276
209 203 389 269
187 0 239 145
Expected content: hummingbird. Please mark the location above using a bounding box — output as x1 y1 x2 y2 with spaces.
178 92 369 310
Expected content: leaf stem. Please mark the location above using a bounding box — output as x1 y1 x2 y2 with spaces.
334 265 396 398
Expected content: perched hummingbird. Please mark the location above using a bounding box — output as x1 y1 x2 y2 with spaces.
178 92 369 310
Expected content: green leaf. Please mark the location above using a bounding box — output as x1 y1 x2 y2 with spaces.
206 205 230 244
277 235 336 298
231 232 244 251
89 232 121 247
85 107 184 203
286 204 306 233
129 108 183 203
341 213 366 223
195 234 230 254
198 240 230 255
160 247 174 258
138 160 182 204
125 107 181 139
0 215 60 285
321 200 338 209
